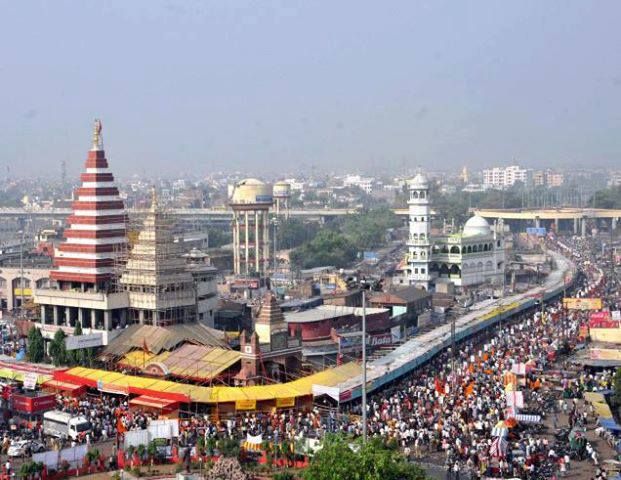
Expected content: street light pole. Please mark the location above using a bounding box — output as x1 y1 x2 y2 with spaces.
19 228 24 318
361 288 367 443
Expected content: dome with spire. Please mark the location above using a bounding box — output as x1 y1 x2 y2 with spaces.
462 215 491 237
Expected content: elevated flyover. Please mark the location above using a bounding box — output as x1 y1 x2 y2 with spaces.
0 206 412 224
473 207 621 236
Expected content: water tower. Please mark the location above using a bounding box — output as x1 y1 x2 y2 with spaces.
272 181 291 219
229 179 273 276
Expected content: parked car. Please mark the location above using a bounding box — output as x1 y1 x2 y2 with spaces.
7 439 46 457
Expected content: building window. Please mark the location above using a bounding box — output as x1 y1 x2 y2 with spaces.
420 268 425 274
414 268 419 274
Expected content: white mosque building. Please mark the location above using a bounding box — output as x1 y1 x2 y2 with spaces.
406 173 505 290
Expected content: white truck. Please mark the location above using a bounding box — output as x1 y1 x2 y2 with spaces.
42 410 91 441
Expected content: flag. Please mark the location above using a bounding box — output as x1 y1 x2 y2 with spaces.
464 381 475 397
116 417 126 434
434 378 444 395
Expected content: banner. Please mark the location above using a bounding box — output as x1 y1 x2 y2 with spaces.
59 444 88 468
589 312 618 329
563 298 602 310
276 397 295 408
124 429 150 450
235 399 257 410
66 333 104 350
23 372 38 390
148 419 179 439
506 391 524 408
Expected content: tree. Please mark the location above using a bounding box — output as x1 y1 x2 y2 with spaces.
290 230 358 270
590 186 621 210
340 207 400 250
49 329 68 366
303 435 428 480
69 321 93 366
27 327 45 363
277 219 319 250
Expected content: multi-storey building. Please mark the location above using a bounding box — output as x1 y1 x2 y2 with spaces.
119 193 196 326
35 120 130 345
533 170 564 188
34 120 220 345
482 165 529 189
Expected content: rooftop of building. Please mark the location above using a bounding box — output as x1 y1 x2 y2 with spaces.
100 323 229 360
369 285 431 305
285 304 389 324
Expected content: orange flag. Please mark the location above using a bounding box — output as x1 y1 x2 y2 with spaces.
464 382 475 397
116 417 126 434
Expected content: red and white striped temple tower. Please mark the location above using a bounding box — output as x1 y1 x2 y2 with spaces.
51 119 127 287
35 120 130 341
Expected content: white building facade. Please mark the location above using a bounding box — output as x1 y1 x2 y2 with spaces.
406 174 432 290
404 172 506 290
482 165 529 189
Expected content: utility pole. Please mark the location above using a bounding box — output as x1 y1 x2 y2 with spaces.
450 315 456 389
610 221 615 293
19 227 24 318
272 218 279 273
361 288 367 443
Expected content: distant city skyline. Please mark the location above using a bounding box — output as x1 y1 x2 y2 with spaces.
2 1 621 178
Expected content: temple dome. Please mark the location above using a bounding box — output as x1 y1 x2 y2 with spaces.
462 215 491 237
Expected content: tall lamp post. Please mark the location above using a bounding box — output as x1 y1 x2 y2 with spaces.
361 287 367 443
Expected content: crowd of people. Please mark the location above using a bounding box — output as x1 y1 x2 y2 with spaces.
0 236 618 480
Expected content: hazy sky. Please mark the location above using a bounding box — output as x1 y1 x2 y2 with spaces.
2 1 621 178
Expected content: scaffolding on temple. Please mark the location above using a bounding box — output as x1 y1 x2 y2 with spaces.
112 189 197 326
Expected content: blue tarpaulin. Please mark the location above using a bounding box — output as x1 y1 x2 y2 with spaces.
598 417 621 432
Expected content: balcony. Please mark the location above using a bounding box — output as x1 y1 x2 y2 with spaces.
431 253 462 262
34 288 129 310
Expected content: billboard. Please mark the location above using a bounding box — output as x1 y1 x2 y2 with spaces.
12 393 56 414
369 333 393 347
65 333 104 351
563 297 602 311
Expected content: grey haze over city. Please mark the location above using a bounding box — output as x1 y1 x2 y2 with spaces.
2 0 621 178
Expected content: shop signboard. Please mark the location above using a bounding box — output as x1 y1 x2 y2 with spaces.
563 298 602 310
65 333 104 350
369 333 392 347
23 372 38 390
235 399 257 411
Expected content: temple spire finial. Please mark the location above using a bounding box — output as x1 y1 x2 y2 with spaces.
91 119 103 151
